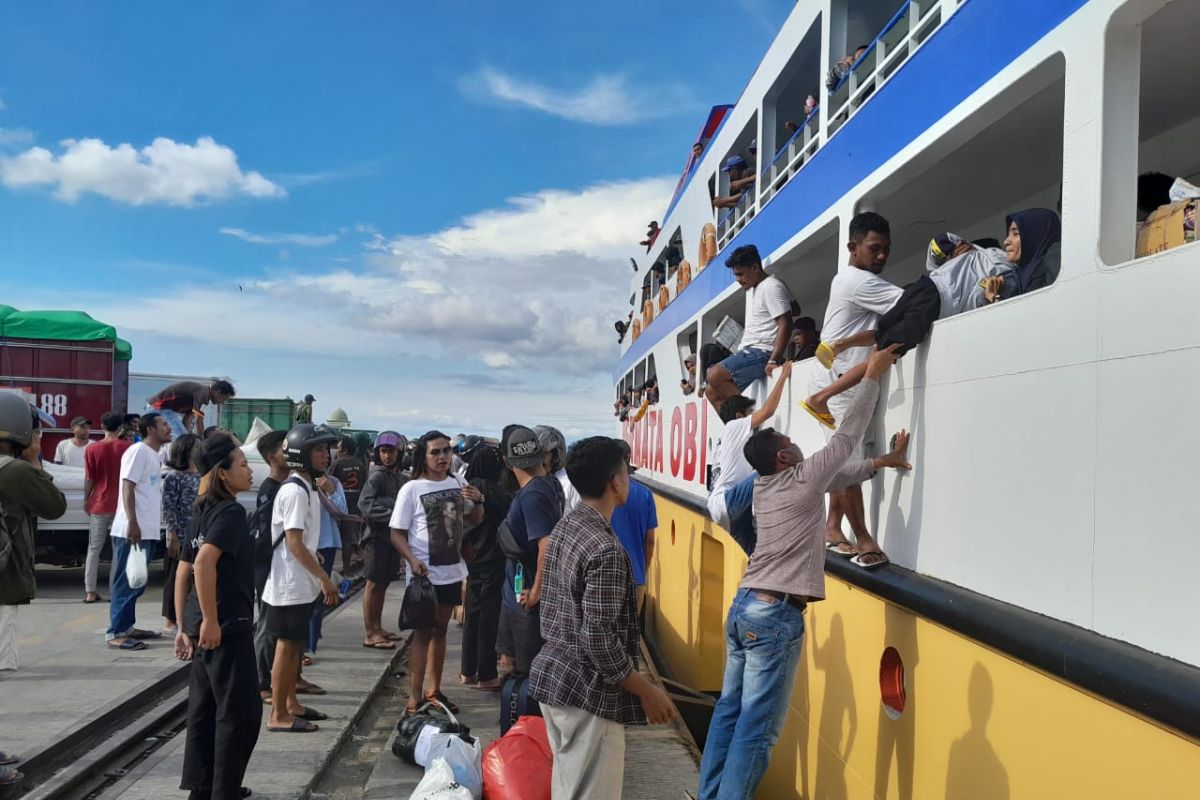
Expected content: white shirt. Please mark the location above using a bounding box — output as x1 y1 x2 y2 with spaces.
821 264 904 373
263 474 323 607
110 442 163 541
54 438 90 468
706 417 754 527
390 476 470 586
554 467 580 512
741 275 795 353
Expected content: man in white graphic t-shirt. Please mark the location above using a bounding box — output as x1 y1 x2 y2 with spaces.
704 244 796 410
106 412 172 649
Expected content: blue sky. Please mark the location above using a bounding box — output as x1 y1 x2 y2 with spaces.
1 0 793 437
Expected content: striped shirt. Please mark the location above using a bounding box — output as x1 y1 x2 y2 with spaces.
529 503 646 725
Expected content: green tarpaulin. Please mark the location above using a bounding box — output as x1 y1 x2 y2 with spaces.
0 306 132 361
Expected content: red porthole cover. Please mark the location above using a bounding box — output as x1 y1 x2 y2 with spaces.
880 646 906 719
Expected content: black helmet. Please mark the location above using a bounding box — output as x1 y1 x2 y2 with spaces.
0 392 35 449
283 423 339 476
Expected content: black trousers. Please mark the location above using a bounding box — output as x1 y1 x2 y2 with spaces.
181 632 262 800
875 275 942 356
162 551 178 623
254 598 276 693
461 561 504 682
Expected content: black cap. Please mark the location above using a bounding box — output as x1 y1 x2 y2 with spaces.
195 434 239 475
70 415 91 428
304 394 315 403
502 425 544 470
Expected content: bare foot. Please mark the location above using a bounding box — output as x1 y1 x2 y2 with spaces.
805 394 831 416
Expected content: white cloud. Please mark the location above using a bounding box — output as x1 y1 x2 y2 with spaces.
15 174 673 436
0 135 283 206
462 67 692 126
219 227 337 247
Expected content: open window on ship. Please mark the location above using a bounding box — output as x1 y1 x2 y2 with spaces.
677 323 699 397
761 14 822 204
1119 0 1200 263
713 113 759 251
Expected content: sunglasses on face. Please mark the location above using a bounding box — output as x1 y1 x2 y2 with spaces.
428 446 451 456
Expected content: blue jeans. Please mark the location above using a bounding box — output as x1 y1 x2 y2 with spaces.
698 588 806 800
719 348 770 390
308 547 337 652
724 474 757 555
107 537 160 640
147 405 189 438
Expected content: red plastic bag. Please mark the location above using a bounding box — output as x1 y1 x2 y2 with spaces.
481 715 552 800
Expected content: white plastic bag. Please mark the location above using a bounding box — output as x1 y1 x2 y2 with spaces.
426 734 481 798
125 543 148 590
408 757 474 800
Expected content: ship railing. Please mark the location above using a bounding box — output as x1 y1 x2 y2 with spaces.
827 0 944 138
716 185 757 252
760 106 821 206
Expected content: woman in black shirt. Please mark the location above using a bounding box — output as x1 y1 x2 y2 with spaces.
179 435 259 800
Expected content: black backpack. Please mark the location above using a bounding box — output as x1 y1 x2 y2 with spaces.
252 476 310 595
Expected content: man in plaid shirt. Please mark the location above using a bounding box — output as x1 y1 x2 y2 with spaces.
529 437 677 799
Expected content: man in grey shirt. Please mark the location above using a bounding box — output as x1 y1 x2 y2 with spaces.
696 345 911 800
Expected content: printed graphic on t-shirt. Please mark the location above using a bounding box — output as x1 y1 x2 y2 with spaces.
421 488 464 566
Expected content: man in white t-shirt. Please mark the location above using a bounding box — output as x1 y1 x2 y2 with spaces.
263 424 340 733
810 211 902 567
54 416 92 468
707 360 792 555
106 412 171 649
704 244 796 410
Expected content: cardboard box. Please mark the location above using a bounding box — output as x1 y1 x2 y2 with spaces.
1136 199 1197 257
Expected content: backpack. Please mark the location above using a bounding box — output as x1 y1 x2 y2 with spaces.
0 456 16 574
499 672 542 736
253 476 311 595
497 476 564 563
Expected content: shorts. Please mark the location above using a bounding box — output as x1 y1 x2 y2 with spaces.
264 601 313 643
719 348 771 390
433 581 463 608
363 535 401 585
875 275 941 355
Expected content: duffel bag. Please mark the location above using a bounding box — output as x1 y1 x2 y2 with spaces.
393 700 472 765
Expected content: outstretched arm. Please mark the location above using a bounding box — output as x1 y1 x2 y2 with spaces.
751 359 793 429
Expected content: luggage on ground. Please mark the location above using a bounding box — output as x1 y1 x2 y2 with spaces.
481 715 552 800
499 671 542 736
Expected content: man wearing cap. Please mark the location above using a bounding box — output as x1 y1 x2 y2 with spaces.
54 416 92 468
500 425 563 675
357 431 408 649
295 395 315 424
713 155 756 209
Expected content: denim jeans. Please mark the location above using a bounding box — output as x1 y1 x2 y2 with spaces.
719 348 771 390
724 474 757 555
107 537 160 640
698 588 806 800
156 407 189 438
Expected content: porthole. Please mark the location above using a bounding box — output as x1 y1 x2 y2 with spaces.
880 646 906 719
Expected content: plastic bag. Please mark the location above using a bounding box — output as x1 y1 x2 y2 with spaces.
420 733 481 798
125 543 148 590
395 700 471 765
408 757 474 800
398 576 438 631
482 715 552 800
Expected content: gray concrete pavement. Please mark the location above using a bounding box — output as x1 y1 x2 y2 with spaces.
0 563 183 760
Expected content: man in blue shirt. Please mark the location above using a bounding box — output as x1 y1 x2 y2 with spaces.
611 441 657 616
500 425 563 675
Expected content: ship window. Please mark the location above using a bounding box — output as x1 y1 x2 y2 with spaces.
762 219 841 342
762 14 822 205
677 323 699 396
865 56 1065 295
715 113 760 255
1108 0 1200 266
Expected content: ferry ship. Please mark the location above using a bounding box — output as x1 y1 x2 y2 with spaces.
618 0 1200 796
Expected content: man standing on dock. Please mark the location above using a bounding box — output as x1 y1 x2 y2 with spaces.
697 347 911 800
529 437 677 799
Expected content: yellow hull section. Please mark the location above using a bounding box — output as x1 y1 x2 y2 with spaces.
644 492 1200 799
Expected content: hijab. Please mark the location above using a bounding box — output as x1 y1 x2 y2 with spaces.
1006 208 1061 294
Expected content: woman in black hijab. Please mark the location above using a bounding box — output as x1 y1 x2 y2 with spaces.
984 208 1062 302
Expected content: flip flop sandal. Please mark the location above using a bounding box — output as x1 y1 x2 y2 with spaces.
241 789 252 798
0 768 23 786
816 341 836 369
362 640 396 650
297 707 328 721
458 675 478 685
107 639 149 651
851 552 891 570
826 541 857 557
296 682 327 695
301 655 313 667
383 632 403 641
472 679 502 691
800 400 836 430
0 753 19 766
424 691 459 714
267 718 319 733
82 596 105 604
